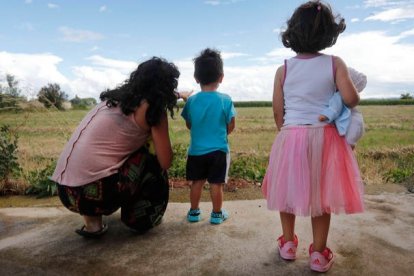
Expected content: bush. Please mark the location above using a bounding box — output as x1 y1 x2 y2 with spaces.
168 143 187 178
37 83 68 110
25 160 57 198
385 168 412 183
0 125 21 193
229 154 267 182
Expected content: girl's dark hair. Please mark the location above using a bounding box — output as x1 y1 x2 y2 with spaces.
193 48 223 85
100 57 180 126
281 0 346 53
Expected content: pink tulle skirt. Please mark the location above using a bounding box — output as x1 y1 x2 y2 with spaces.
262 124 364 217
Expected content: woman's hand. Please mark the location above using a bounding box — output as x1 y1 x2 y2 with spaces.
176 90 193 102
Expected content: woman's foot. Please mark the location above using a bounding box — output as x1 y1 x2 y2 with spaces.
76 224 108 238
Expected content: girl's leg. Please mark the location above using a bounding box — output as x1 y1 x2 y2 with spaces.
190 180 206 210
210 183 223 213
280 212 296 241
311 213 331 251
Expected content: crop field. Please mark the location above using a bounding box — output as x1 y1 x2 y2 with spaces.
0 105 413 197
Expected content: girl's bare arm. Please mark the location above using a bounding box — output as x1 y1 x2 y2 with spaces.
273 65 285 130
334 56 360 108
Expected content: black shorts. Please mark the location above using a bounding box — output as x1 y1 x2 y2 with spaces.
186 150 230 184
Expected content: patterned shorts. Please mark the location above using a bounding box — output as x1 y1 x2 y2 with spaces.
56 146 169 233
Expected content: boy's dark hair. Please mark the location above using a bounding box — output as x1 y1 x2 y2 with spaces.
100 57 179 126
281 0 346 53
193 48 223 85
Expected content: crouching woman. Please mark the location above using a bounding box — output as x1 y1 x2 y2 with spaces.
51 57 186 237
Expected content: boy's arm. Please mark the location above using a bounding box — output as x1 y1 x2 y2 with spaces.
185 121 191 130
227 117 235 134
181 98 191 130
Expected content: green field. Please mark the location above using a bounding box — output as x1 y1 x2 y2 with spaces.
1 105 413 195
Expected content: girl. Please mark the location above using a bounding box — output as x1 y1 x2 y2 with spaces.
52 57 191 237
262 1 364 272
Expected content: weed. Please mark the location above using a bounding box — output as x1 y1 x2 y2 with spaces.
0 124 21 194
25 160 57 198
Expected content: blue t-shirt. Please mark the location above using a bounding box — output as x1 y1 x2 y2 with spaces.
181 91 236 156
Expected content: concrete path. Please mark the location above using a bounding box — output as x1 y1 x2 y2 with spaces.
0 193 413 276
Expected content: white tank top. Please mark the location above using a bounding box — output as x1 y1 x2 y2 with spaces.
283 54 335 126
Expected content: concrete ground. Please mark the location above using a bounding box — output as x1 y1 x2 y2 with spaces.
0 193 413 276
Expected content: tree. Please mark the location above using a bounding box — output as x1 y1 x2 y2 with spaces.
37 83 68 110
0 74 21 109
70 95 97 109
400 93 413 100
6 74 21 97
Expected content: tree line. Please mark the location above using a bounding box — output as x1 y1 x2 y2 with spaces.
0 74 96 111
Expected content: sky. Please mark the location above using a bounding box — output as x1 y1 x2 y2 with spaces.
1 0 414 101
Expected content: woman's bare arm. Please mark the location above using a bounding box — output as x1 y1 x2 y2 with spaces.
151 113 173 170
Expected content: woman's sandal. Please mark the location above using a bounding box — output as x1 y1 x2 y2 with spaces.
75 224 108 238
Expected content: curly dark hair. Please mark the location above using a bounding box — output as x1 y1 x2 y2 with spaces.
281 0 346 53
193 48 223 85
100 57 180 127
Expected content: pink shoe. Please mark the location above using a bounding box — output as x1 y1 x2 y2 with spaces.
277 234 298 260
309 244 335 272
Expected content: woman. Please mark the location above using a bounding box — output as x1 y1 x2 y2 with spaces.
52 57 190 237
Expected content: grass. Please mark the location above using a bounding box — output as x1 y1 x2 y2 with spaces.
0 104 413 205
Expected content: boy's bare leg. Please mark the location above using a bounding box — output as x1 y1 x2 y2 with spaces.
280 212 296 241
311 213 331 251
83 215 103 232
190 180 205 210
210 183 223 213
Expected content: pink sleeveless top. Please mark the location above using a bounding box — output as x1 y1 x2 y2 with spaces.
52 101 150 186
283 54 336 126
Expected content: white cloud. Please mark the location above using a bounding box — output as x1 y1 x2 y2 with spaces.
69 66 128 99
365 7 414 21
221 51 248 59
266 48 295 62
323 31 414 97
262 30 414 99
0 52 68 98
25 0 32 4
86 55 137 73
351 18 360 22
204 0 244 6
47 3 59 9
174 57 276 101
399 28 414 38
59 26 104 43
99 5 107 12
363 0 414 8
204 1 220 6
2 28 414 101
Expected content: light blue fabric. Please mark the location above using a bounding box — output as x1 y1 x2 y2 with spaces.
320 92 351 136
181 91 236 155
